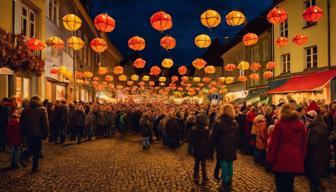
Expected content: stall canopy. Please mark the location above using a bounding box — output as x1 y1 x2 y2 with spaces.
266 69 336 94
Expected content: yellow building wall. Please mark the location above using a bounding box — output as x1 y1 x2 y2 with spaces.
222 42 247 79
274 0 329 76
331 0 336 67
0 1 13 32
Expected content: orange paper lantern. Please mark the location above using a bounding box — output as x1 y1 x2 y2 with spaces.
238 75 248 82
192 58 207 70
113 66 124 75
98 66 108 75
250 63 261 71
90 38 107 53
160 35 176 50
46 36 64 49
249 73 260 81
181 76 189 82
243 33 258 46
263 71 273 79
292 34 308 46
171 76 179 82
27 38 45 51
94 13 116 32
133 58 146 69
267 7 288 24
224 64 236 72
105 75 113 82
150 11 172 32
178 66 188 75
266 62 277 70
204 65 216 74
202 77 211 83
303 6 323 23
128 36 145 51
276 37 288 47
150 66 161 76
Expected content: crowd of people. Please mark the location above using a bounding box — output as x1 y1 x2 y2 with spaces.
0 95 336 192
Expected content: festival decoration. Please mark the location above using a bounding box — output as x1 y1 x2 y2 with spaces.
249 73 260 81
226 11 245 26
150 11 172 32
178 66 188 75
303 6 323 23
133 58 146 69
75 71 83 78
94 13 116 32
202 77 211 83
266 61 277 70
192 58 207 70
63 14 82 31
204 65 216 74
150 66 161 76
218 77 226 83
64 71 73 79
113 66 124 75
105 75 113 82
243 33 258 46
160 35 176 50
238 75 248 82
250 63 261 71
276 37 288 47
237 61 250 70
142 75 150 81
181 76 189 82
127 81 134 86
263 71 273 79
128 36 146 51
161 58 174 68
171 76 179 82
292 34 308 45
131 74 139 81
27 38 45 51
225 77 234 84
200 10 221 29
159 77 167 82
90 38 107 53
92 77 100 81
149 81 155 86
83 71 93 78
224 64 236 72
193 77 201 82
118 74 127 81
267 7 288 24
67 36 84 51
50 67 59 74
46 36 64 49
194 34 211 48
59 66 67 75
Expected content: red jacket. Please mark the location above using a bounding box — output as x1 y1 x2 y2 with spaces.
266 117 307 174
5 118 22 146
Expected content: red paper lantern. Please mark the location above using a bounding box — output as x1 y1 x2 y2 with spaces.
224 64 236 72
263 71 273 79
181 76 189 82
266 62 277 70
27 38 45 51
160 35 176 50
150 66 161 76
149 81 155 86
249 73 260 81
243 33 258 46
178 66 188 75
202 77 211 83
192 58 207 70
292 34 308 46
94 13 116 32
50 68 59 74
267 7 288 24
276 37 288 47
113 66 124 75
90 38 107 53
128 36 145 51
238 75 248 82
303 6 323 23
133 58 146 69
150 11 172 32
105 75 113 82
171 76 179 82
250 63 261 71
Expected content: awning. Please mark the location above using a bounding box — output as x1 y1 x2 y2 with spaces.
266 69 336 94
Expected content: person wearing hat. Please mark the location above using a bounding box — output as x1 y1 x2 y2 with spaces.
304 110 329 192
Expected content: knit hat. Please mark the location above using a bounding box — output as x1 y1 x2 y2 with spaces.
304 110 317 121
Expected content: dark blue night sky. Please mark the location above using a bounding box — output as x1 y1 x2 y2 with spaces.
90 0 273 67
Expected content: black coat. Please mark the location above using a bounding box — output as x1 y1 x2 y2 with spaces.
166 118 179 139
72 110 85 128
211 115 239 161
142 123 152 137
189 127 210 159
305 120 329 177
54 104 69 127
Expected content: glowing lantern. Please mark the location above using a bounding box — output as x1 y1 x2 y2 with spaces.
131 74 139 81
127 81 134 86
243 33 258 46
171 76 179 82
113 66 124 75
108 83 114 89
211 81 217 87
128 36 145 51
92 77 100 81
178 66 188 75
250 63 261 71
303 6 323 23
105 75 113 82
75 72 83 78
117 85 123 89
149 81 155 86
226 77 234 84
263 71 273 79
67 36 84 51
226 11 245 26
27 38 45 51
118 74 127 82
224 64 236 72
139 81 146 86
50 67 59 74
181 76 189 82
266 62 277 70
202 77 211 83
200 10 221 29
238 75 248 82
292 34 308 46
92 81 98 86
218 77 226 83
161 58 174 68
59 66 67 75
133 58 146 69
160 35 176 50
193 77 201 82
90 38 107 53
204 65 216 74
159 77 167 82
63 14 82 31
83 71 93 78
46 36 64 49
150 11 172 32
98 66 108 75
194 34 211 48
64 71 73 79
276 37 288 47
150 66 161 76
267 7 288 24
249 73 260 81
94 13 115 32
238 61 250 70
142 75 150 82
192 58 207 70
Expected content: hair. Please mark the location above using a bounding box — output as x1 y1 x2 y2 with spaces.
254 115 266 124
279 104 297 120
221 104 236 118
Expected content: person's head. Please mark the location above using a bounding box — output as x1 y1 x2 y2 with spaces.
21 98 30 109
304 110 317 124
30 96 42 107
279 104 297 120
196 113 209 128
221 104 236 118
254 115 266 126
43 99 49 107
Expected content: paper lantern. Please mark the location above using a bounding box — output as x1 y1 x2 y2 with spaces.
181 76 189 82
243 33 258 46
50 67 59 74
224 64 236 72
263 71 273 79
198 83 204 87
160 35 176 50
117 85 123 89
292 34 308 46
90 38 107 53
218 77 226 83
249 73 260 81
105 75 113 82
127 81 134 86
303 6 323 23
161 58 174 68
92 81 98 86
200 10 221 28
159 77 167 82
92 76 100 81
171 76 179 82
64 71 73 79
94 13 115 32
192 58 207 70
204 65 216 74
76 79 84 84
113 66 124 75
194 34 211 48
133 58 146 69
266 61 277 70
108 83 114 89
59 66 67 75
149 81 155 86
118 74 127 82
178 66 188 75
276 37 288 47
226 11 245 26
238 61 250 70
150 11 172 32
67 36 84 51
150 66 161 76
142 75 150 81
131 74 139 81
128 36 145 51
98 66 108 75
83 71 93 78
267 7 288 24
250 63 261 71
193 77 201 82
202 77 211 83
211 81 218 87
27 38 45 51
225 77 234 84
46 36 64 49
75 71 83 78
63 14 82 31
238 75 248 82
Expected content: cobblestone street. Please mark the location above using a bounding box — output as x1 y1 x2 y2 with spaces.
0 135 335 192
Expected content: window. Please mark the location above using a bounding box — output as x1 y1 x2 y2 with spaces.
251 46 259 62
262 40 269 61
305 46 318 69
16 76 31 100
21 5 38 38
280 19 288 37
48 0 59 25
304 0 317 27
281 53 291 73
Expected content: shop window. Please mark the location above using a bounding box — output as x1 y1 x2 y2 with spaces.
281 53 291 73
16 77 22 100
280 19 288 38
304 0 317 27
305 46 317 69
21 4 38 38
251 46 259 62
16 76 31 100
45 81 52 100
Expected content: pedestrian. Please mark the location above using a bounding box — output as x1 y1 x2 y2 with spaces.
304 110 329 192
254 115 268 166
0 97 11 151
85 108 96 141
185 114 196 154
46 102 55 142
266 104 307 192
211 104 239 191
53 100 69 144
73 105 85 144
5 109 22 169
189 113 210 185
141 113 152 149
19 96 49 173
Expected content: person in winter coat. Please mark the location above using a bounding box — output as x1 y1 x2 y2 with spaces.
85 109 96 140
189 113 210 185
211 104 239 191
72 105 85 144
19 96 49 173
53 100 69 143
5 109 22 168
141 113 152 149
254 115 268 166
304 111 329 192
266 104 307 192
46 102 55 142
165 113 180 149
0 97 11 151
186 114 196 154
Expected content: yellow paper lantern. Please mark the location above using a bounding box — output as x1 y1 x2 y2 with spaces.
59 66 67 75
83 71 93 78
64 71 73 79
194 34 211 48
225 77 234 84
142 75 150 82
218 77 226 83
63 14 82 31
193 77 201 82
131 74 139 81
237 61 250 70
113 66 124 75
161 58 174 68
204 65 216 74
201 10 221 28
98 66 108 75
118 74 127 81
159 77 167 82
67 36 84 51
226 11 246 26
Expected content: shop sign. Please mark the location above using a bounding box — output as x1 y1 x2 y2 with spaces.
56 85 66 100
